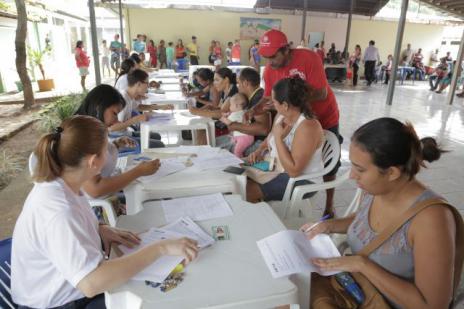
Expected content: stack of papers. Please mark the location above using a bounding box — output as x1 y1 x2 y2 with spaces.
148 112 174 123
120 217 214 282
161 193 233 222
137 158 187 184
257 231 341 278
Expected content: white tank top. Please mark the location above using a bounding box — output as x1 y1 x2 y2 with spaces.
269 114 324 175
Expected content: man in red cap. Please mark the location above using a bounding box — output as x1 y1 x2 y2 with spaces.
253 29 342 218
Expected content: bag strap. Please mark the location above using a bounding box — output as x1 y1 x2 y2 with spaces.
357 197 464 298
358 198 448 257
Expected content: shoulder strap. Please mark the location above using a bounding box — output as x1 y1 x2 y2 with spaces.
357 197 464 297
358 198 448 257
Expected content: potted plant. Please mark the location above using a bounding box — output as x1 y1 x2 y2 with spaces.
28 45 55 91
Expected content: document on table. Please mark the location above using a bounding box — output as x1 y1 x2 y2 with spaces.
137 158 187 184
257 230 341 278
120 217 214 282
161 193 233 222
191 151 243 170
162 217 215 248
119 228 185 282
148 112 174 123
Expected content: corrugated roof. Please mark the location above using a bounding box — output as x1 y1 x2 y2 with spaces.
254 0 390 16
420 0 464 18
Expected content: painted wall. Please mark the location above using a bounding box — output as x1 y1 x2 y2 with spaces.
125 8 448 66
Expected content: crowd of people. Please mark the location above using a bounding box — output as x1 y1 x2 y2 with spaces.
14 28 464 309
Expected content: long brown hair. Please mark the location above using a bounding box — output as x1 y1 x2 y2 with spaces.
33 115 107 182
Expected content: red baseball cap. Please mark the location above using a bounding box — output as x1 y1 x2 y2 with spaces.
258 29 288 57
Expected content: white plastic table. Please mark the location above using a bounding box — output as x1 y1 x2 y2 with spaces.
122 147 246 215
140 110 215 150
105 195 300 309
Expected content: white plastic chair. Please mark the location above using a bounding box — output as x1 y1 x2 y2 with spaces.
28 153 117 227
188 65 214 82
269 130 341 220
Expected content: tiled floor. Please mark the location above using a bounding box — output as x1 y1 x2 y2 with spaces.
309 80 464 217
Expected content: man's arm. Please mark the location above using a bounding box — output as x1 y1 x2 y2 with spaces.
228 112 271 136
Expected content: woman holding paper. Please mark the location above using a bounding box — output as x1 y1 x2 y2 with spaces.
304 117 463 309
245 76 324 202
11 115 198 308
75 84 161 201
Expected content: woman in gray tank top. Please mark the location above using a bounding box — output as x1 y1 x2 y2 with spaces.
302 117 458 308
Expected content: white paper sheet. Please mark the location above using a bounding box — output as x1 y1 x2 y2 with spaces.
191 151 243 170
119 228 186 282
257 231 341 278
161 217 215 248
161 193 233 222
137 158 187 184
119 217 214 282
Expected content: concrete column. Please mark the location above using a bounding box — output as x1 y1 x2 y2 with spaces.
119 0 124 45
301 0 308 42
386 0 409 106
344 0 354 58
88 0 101 85
446 29 464 105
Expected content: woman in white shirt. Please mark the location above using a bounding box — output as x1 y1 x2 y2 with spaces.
246 76 324 202
75 84 161 199
12 115 198 308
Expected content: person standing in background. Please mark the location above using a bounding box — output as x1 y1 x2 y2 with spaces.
101 40 111 77
158 40 167 69
226 42 233 64
133 34 146 53
400 43 413 65
110 34 122 76
231 39 241 65
214 41 223 69
249 40 260 70
363 40 380 86
75 40 90 92
350 44 362 86
166 42 175 69
147 40 157 68
186 36 199 65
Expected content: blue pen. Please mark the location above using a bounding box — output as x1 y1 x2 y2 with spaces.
303 214 332 233
334 272 365 304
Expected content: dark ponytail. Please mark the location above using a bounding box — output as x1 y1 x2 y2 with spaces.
216 67 237 85
272 76 313 119
115 59 136 85
33 115 107 182
352 117 446 179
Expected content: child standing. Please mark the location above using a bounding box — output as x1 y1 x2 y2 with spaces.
220 93 254 157
158 40 167 69
166 42 174 69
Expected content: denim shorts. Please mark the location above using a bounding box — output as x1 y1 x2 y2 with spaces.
260 173 316 201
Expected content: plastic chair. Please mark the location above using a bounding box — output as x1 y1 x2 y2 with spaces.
268 130 341 220
28 153 117 227
0 238 16 309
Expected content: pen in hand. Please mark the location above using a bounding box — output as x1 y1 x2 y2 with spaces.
303 214 332 233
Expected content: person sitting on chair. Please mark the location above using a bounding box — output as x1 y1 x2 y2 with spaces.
306 117 463 309
245 76 324 203
11 115 198 309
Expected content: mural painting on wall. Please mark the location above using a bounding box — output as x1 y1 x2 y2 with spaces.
240 17 282 40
